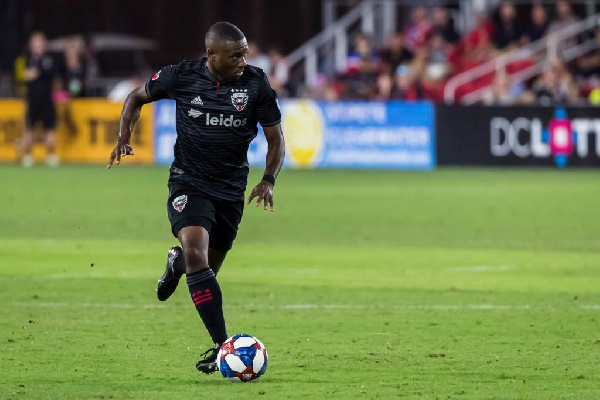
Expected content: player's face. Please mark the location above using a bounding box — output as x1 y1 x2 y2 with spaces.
213 39 248 80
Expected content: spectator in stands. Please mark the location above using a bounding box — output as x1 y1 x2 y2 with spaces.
425 33 451 82
462 12 495 62
386 63 424 101
372 72 394 100
404 7 433 52
246 41 271 72
522 3 549 44
576 27 600 78
81 35 99 97
346 33 379 74
532 58 579 105
267 48 290 97
547 0 580 54
482 71 524 105
63 39 86 98
493 1 523 50
432 7 459 44
379 33 413 77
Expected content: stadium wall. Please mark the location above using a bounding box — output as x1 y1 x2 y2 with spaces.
1 98 599 168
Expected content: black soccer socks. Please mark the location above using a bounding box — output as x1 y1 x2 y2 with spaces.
186 268 227 345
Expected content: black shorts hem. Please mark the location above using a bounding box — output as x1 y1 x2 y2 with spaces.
172 216 213 237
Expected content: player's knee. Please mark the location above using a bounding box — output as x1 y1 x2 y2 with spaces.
182 246 209 273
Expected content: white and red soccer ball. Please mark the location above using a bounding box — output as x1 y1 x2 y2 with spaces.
217 334 268 382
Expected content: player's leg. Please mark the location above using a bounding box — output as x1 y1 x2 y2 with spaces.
208 248 228 275
207 199 244 274
158 184 212 301
43 103 58 166
178 225 227 374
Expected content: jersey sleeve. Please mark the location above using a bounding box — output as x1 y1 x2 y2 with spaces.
145 65 177 101
256 74 281 127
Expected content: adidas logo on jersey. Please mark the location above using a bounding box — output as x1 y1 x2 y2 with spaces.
191 96 203 105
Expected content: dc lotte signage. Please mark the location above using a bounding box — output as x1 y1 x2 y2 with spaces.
155 99 436 169
437 105 600 167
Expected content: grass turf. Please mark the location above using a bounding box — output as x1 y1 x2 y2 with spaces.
0 166 599 399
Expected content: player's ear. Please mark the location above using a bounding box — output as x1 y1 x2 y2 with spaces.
207 48 215 61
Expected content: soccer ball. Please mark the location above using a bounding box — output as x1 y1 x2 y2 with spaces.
217 334 268 382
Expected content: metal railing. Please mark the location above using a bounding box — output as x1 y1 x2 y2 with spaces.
444 13 600 104
284 0 396 87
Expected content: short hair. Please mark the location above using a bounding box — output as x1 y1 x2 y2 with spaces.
205 22 245 44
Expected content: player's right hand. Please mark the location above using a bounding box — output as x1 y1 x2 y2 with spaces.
106 142 134 169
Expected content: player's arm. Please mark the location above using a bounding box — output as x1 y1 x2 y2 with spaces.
107 65 177 169
107 85 150 169
247 123 285 211
247 73 285 212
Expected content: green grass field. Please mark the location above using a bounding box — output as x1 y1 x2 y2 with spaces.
1 166 599 399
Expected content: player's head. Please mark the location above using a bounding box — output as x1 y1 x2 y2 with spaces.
29 31 46 56
205 22 248 80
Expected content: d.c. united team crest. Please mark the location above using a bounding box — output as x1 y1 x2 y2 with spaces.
231 89 248 111
172 195 187 212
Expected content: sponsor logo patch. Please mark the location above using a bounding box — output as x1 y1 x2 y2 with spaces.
172 195 187 212
191 96 203 105
188 109 203 118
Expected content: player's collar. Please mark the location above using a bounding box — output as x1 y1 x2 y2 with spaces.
201 57 239 84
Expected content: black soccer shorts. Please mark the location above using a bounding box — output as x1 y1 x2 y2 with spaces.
166 181 244 252
25 100 56 129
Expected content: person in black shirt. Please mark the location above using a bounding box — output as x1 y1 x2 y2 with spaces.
22 32 59 167
107 22 285 374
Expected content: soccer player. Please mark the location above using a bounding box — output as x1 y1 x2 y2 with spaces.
107 22 285 374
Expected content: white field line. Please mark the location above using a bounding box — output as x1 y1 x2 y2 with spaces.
8 302 599 311
452 265 514 272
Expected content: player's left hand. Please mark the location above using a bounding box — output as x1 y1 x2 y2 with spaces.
247 181 274 212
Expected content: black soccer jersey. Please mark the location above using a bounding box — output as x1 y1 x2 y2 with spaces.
145 58 281 201
26 53 56 103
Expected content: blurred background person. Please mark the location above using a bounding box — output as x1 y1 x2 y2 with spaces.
63 38 86 98
346 33 379 74
481 71 524 105
379 32 414 77
246 41 271 72
493 1 523 51
462 12 495 63
389 64 424 101
404 6 433 52
424 33 452 83
532 59 580 105
267 48 290 97
432 7 459 44
22 31 59 167
547 0 580 55
576 26 600 79
521 3 549 44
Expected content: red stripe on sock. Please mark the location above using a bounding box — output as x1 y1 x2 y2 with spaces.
194 296 213 305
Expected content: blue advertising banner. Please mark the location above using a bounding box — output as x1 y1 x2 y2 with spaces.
154 100 177 166
155 99 435 169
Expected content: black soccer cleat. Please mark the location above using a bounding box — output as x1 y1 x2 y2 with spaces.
196 344 220 374
156 246 184 301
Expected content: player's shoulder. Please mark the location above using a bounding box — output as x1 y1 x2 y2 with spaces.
242 64 268 81
173 59 202 73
